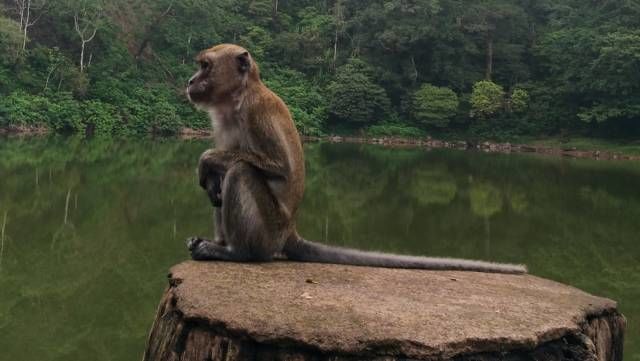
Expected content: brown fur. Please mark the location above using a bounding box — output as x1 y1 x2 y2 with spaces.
186 44 304 261
185 44 527 274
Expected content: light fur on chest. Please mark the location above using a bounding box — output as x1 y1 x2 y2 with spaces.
209 107 242 150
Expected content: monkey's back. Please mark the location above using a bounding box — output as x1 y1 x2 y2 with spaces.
246 83 305 220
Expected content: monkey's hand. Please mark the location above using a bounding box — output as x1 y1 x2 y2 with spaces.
198 149 234 189
198 149 229 207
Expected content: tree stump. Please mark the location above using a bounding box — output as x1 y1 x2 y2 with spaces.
143 261 625 361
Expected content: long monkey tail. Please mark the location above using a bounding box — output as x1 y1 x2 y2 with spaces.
283 237 527 274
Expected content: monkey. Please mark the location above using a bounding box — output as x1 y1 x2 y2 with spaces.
185 44 527 274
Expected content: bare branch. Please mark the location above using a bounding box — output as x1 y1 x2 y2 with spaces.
73 5 102 73
74 12 80 35
86 25 98 42
15 0 47 51
27 0 47 26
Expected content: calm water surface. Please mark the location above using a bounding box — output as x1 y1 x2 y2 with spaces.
0 137 638 360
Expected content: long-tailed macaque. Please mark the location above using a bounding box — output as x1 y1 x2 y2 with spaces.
185 44 527 274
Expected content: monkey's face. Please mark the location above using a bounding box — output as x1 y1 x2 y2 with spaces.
187 44 253 106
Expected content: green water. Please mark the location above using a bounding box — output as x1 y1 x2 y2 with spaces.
0 136 638 360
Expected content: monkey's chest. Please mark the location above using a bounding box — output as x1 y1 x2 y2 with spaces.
213 125 243 150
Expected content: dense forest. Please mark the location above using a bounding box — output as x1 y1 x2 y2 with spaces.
0 0 639 139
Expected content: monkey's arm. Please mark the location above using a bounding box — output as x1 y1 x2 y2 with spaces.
198 149 287 188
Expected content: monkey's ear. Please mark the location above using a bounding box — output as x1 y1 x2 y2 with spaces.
237 52 251 73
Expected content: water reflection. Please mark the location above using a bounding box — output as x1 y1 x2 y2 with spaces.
0 137 638 360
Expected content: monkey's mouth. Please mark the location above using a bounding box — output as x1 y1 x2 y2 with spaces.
186 85 206 104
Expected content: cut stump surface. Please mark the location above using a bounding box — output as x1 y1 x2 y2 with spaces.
143 261 625 361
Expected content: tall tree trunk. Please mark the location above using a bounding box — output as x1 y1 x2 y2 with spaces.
17 0 46 53
79 41 85 72
332 0 343 71
74 10 99 73
485 34 493 81
272 0 278 20
333 27 338 70
18 0 25 30
43 63 59 91
22 0 30 51
410 55 418 84
0 210 7 270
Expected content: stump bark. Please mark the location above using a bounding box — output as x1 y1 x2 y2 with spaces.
143 261 625 361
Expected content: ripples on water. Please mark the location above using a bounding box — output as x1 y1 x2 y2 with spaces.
0 136 638 360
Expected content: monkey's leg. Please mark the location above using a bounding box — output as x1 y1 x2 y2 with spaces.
213 207 225 244
184 172 225 252
184 201 226 253
187 162 288 262
191 156 225 251
203 173 226 244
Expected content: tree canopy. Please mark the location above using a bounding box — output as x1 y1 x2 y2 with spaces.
0 0 639 139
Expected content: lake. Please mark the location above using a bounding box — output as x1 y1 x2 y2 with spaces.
0 136 638 360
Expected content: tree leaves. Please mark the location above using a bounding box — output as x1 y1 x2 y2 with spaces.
412 83 459 128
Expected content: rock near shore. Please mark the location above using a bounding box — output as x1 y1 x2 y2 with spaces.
143 261 625 361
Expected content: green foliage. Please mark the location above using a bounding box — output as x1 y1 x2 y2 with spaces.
470 80 505 119
0 16 22 64
509 88 529 113
412 84 459 128
246 0 273 26
328 59 390 124
239 26 273 61
576 31 640 123
365 122 426 138
0 87 181 135
535 27 640 128
46 92 84 132
271 6 333 74
263 67 327 136
0 91 50 127
119 87 181 135
82 100 118 134
1 0 640 138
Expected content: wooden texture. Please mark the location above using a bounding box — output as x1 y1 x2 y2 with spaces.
143 261 625 361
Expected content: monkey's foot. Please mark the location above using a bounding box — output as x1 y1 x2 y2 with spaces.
186 236 206 252
186 236 225 249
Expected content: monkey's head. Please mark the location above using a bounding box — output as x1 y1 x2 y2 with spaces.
187 44 259 106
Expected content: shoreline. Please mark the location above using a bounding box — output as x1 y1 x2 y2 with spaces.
0 125 50 136
2 126 639 161
301 135 640 161
182 129 640 161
